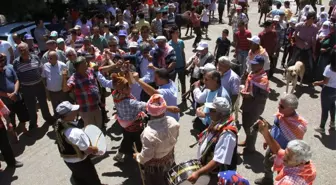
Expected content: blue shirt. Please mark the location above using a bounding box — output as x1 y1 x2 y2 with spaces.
158 80 180 121
168 39 185 70
0 65 17 94
220 70 240 96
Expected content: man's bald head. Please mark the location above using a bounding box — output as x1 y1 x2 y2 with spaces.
48 51 58 64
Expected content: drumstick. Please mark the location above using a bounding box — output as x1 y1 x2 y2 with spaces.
189 141 198 148
133 143 146 185
95 132 103 147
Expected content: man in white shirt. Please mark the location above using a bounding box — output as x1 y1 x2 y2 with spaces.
54 101 106 185
0 40 14 64
187 97 238 185
115 14 130 33
134 94 180 185
42 51 68 112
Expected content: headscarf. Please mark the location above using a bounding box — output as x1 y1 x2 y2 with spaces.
147 94 167 116
318 21 331 39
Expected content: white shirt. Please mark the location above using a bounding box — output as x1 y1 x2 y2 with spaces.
63 127 90 163
0 40 12 64
136 116 180 164
42 61 67 92
201 9 210 23
115 21 130 32
323 65 336 88
197 130 236 165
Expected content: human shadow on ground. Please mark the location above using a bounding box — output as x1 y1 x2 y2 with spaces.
12 122 50 157
0 167 18 185
269 76 286 88
105 120 123 143
240 151 265 173
314 132 336 150
102 158 141 185
180 36 194 40
293 85 319 99
268 88 281 102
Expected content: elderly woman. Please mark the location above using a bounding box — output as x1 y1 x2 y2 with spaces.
255 93 308 185
257 121 316 185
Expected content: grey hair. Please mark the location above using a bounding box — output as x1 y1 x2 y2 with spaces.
218 56 231 66
281 93 298 109
287 140 312 163
65 47 77 57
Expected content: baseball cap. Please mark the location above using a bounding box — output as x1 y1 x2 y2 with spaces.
156 36 167 42
56 101 80 116
50 31 58 37
289 18 297 24
247 35 260 45
200 63 216 74
56 38 64 44
196 41 208 50
74 25 81 30
236 5 242 10
129 42 139 48
24 34 34 40
262 20 273 27
204 97 231 114
118 30 127 37
250 55 265 65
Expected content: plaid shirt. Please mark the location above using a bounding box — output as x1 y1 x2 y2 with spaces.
67 68 100 112
115 98 146 121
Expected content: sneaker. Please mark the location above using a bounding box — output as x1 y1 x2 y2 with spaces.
254 177 273 185
314 127 325 134
8 160 23 168
113 153 125 163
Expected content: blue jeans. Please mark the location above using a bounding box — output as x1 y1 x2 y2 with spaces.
320 86 336 128
237 50 249 75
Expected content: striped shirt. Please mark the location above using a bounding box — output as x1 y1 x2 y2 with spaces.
65 37 84 51
13 54 43 86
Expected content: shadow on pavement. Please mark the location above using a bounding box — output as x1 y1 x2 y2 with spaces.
294 85 319 99
102 159 141 185
268 88 281 102
269 76 286 88
12 123 50 157
105 120 123 143
0 167 18 185
241 151 265 173
314 132 336 150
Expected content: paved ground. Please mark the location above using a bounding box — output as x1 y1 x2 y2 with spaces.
1 1 335 185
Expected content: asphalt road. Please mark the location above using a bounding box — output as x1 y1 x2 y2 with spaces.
0 1 335 185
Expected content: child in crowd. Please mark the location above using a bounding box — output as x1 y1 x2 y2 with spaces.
201 4 210 38
214 29 231 63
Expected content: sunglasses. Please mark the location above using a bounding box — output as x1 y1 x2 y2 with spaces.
109 44 117 47
279 104 285 109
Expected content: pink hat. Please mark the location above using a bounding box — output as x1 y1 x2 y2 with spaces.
147 94 167 116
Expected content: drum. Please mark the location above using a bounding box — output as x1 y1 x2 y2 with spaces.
167 160 210 185
84 124 107 155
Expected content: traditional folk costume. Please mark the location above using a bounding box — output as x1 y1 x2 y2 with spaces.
241 65 269 152
197 115 238 184
111 74 147 162
54 101 102 185
262 112 308 181
218 170 250 185
135 94 180 185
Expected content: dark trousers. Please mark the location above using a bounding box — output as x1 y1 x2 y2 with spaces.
119 129 142 155
5 99 30 128
65 157 101 185
242 108 264 151
320 86 336 129
193 27 202 46
176 69 186 95
0 125 16 166
281 45 293 66
49 90 68 111
218 4 225 22
21 82 53 129
263 148 274 179
268 53 276 78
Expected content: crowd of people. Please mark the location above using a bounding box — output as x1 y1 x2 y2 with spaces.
0 0 336 184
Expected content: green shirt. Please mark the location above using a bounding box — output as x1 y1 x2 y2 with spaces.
90 35 108 52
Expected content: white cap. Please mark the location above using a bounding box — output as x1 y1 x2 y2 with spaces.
56 38 65 44
50 31 58 37
74 25 81 30
236 5 242 10
156 36 167 41
273 15 280 21
196 41 208 50
129 42 139 48
56 101 80 116
204 97 231 114
200 63 216 74
247 35 260 45
289 18 297 24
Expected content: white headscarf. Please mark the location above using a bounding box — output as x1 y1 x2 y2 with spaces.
318 21 331 39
